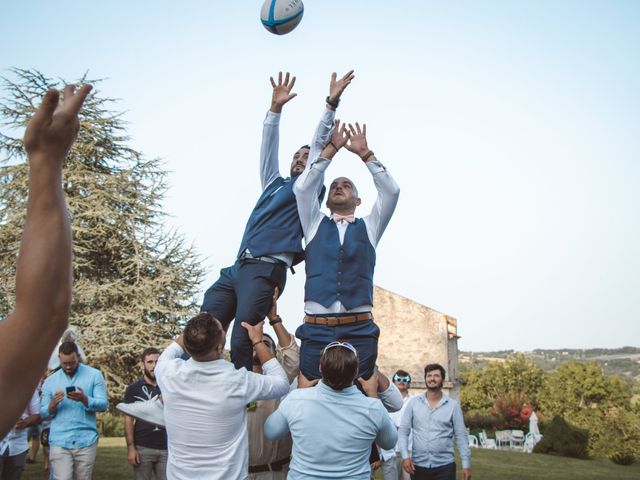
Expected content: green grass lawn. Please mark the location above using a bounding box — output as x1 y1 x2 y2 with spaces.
22 438 639 480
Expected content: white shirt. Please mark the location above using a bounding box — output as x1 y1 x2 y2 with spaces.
293 115 401 314
155 342 290 480
0 389 39 456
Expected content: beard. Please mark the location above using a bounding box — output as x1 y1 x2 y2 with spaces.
144 369 156 382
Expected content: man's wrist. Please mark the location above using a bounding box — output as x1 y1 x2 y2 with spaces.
325 95 340 109
269 315 282 326
270 102 283 113
360 150 375 162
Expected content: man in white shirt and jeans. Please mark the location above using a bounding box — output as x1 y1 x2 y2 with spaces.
154 312 289 480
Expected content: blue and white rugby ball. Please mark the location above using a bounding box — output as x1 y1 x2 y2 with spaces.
261 0 304 35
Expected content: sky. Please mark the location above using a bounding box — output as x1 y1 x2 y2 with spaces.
2 1 639 352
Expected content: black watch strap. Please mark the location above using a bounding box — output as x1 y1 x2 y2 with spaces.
325 95 340 108
269 315 283 326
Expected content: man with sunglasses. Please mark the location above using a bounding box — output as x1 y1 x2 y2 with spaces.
293 116 400 385
265 341 397 480
379 371 413 480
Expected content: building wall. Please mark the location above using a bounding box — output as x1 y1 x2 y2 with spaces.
373 286 461 398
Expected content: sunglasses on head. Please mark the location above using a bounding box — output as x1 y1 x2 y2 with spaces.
393 374 411 383
322 341 359 358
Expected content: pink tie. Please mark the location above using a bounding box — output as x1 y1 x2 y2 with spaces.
331 214 355 224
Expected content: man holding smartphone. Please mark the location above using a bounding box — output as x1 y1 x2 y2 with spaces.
40 341 108 480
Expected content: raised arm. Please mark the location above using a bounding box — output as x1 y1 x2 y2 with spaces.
268 288 299 383
0 84 91 438
260 72 297 189
294 71 354 241
345 123 400 246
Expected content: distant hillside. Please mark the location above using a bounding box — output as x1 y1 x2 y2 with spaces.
460 347 640 382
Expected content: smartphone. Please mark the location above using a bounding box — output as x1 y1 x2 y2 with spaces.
66 386 76 394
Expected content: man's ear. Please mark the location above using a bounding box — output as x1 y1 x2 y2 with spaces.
355 198 362 207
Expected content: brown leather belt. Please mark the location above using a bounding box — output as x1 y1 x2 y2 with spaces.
248 456 290 473
304 312 373 327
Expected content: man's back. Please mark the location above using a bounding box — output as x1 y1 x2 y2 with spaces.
155 342 289 480
265 382 397 480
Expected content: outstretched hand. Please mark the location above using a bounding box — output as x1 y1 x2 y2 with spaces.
320 120 350 160
328 70 355 106
344 122 373 161
24 84 92 164
270 72 297 113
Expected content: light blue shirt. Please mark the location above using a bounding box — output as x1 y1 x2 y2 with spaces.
40 364 108 449
398 394 471 469
264 381 397 479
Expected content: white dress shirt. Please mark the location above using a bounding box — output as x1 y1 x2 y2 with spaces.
155 342 290 480
293 122 400 314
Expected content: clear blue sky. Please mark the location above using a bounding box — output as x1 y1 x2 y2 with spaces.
2 1 639 351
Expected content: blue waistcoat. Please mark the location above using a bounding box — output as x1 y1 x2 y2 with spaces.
237 176 322 266
304 216 376 310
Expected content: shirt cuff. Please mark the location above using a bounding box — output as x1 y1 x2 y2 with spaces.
277 334 298 353
264 110 281 125
366 159 387 175
313 157 332 172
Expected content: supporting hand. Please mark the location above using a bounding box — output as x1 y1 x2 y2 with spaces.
24 84 92 165
270 72 297 113
462 468 472 479
241 321 265 346
357 370 380 398
267 287 279 323
297 372 320 389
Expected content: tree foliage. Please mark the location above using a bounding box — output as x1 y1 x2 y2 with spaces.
460 354 545 411
0 69 206 402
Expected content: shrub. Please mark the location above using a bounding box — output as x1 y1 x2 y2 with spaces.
464 410 500 432
533 415 589 459
97 410 125 437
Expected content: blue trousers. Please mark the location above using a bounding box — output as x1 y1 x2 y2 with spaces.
295 317 380 381
411 462 456 480
201 259 287 371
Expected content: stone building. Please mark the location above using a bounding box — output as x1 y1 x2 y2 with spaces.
373 285 461 398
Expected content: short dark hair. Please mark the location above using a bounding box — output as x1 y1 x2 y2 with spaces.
424 363 446 380
183 313 224 359
299 144 310 151
141 347 160 362
59 341 79 355
320 345 358 391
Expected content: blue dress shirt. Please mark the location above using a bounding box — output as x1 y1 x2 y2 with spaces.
40 363 108 449
265 381 397 479
398 394 471 469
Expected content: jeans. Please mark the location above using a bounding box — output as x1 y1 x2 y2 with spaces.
133 446 167 480
49 443 97 480
0 451 27 480
201 260 287 371
296 318 380 380
411 462 456 480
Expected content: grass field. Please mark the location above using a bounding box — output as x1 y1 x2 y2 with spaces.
21 437 639 480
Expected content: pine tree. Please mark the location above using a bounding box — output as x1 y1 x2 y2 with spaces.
0 69 206 401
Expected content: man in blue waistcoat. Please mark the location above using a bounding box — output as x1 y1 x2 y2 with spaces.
200 70 355 372
294 121 400 382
